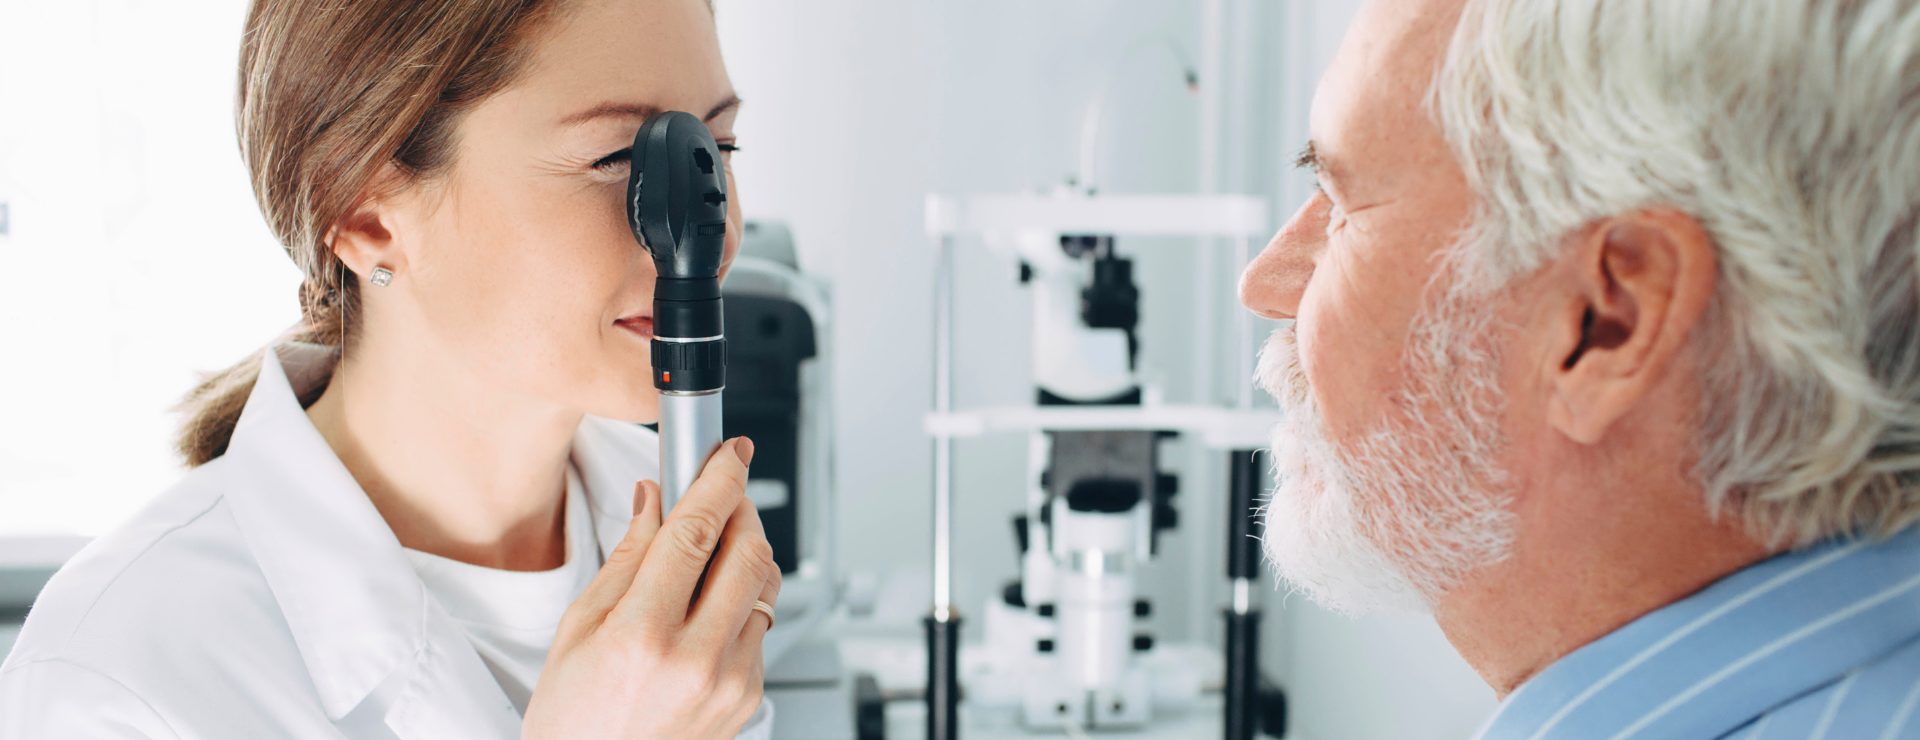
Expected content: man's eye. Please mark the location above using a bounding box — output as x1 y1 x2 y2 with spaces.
1325 204 1348 237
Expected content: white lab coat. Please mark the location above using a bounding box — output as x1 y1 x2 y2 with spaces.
0 343 773 739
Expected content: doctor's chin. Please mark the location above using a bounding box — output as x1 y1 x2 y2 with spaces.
4 0 1918 739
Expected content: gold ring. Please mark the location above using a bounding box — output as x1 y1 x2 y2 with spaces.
750 599 776 630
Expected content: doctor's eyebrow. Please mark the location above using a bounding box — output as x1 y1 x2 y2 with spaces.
557 94 744 128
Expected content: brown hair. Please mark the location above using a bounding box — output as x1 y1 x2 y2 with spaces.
175 0 562 466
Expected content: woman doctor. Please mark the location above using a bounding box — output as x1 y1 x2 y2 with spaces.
0 0 778 737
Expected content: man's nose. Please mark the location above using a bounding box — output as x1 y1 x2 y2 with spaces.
1239 193 1329 320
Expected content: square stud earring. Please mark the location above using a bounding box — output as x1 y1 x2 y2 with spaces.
370 266 394 287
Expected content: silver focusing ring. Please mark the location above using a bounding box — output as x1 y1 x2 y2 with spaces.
653 334 725 343
660 387 725 396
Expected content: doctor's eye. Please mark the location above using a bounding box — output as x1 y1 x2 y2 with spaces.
597 142 739 173
592 147 632 173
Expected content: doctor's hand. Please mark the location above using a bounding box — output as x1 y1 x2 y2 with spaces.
524 437 778 740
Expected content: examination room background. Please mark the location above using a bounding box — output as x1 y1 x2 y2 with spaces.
0 1 1496 738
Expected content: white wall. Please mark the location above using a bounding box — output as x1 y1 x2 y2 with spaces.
0 1 294 536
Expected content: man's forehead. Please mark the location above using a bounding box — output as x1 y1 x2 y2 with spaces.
1308 0 1465 184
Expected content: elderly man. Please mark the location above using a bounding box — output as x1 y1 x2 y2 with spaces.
1239 0 1920 737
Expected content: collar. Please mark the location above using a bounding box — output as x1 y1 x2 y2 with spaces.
1475 525 1920 739
567 412 659 566
220 344 422 719
218 343 658 722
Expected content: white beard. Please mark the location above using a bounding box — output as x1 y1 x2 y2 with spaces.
1255 284 1517 615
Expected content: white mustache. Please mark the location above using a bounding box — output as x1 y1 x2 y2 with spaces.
1255 323 1311 411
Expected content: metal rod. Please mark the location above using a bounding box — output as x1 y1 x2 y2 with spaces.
933 235 955 615
1227 449 1263 581
1192 0 1229 644
1224 607 1261 740
1225 449 1265 740
928 234 962 740
657 390 724 513
925 614 962 740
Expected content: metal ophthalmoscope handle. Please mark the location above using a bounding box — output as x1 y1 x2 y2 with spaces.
627 110 730 512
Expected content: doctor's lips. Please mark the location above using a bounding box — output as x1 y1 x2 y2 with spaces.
615 314 655 339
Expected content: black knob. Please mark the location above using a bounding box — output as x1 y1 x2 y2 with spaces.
1153 501 1179 530
854 673 887 740
1259 681 1289 738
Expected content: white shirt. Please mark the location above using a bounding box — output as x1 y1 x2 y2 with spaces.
0 343 774 739
402 465 598 716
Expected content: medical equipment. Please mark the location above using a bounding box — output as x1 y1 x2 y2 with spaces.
724 221 939 740
723 221 834 578
628 111 731 511
992 230 1171 732
921 192 1289 738
722 221 876 736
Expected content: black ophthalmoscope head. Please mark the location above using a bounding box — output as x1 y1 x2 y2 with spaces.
627 110 730 281
627 111 729 394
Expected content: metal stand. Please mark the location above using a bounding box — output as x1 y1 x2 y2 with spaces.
924 613 963 740
1224 449 1264 739
927 235 962 739
918 194 1275 739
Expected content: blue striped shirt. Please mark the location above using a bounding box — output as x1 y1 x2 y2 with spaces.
1474 525 1920 739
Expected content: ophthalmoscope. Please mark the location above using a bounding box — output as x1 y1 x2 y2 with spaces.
627 110 730 512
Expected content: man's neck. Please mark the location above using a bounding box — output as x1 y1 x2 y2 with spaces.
1432 481 1773 696
305 337 585 571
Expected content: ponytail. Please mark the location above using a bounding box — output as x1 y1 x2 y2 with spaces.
173 281 348 467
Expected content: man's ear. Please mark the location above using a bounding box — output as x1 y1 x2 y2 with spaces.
1545 209 1717 444
326 164 411 282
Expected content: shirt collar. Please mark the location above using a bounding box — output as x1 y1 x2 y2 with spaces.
219 343 422 719
568 413 658 564
1477 525 1920 739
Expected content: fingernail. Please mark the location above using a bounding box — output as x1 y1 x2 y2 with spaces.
737 437 756 467
635 481 654 518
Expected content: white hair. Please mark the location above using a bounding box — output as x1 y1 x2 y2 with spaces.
1432 0 1920 547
